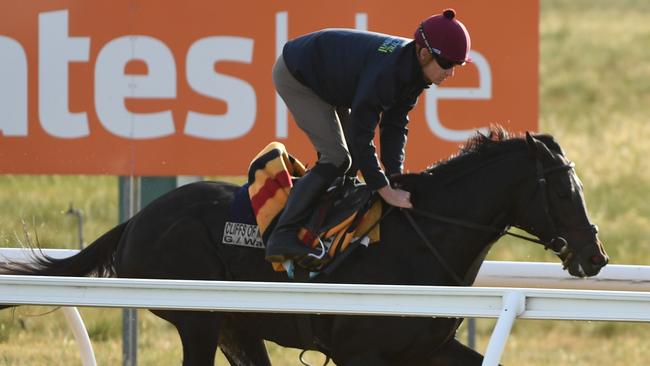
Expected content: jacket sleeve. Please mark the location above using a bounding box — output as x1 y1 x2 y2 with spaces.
379 97 416 176
348 98 388 190
347 72 399 191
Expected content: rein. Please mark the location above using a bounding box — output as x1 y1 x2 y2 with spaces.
401 157 582 285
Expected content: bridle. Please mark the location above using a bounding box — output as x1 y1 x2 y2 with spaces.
401 153 598 285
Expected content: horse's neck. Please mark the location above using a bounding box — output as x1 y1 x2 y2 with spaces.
418 154 529 227
409 154 531 285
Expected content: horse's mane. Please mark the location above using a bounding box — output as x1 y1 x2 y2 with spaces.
422 125 521 176
387 125 565 190
417 125 563 183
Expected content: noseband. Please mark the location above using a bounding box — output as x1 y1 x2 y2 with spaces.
402 155 597 285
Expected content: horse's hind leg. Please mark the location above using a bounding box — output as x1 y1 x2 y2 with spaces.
152 309 222 366
426 338 486 366
219 323 272 366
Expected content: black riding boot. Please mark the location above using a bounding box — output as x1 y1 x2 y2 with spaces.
265 170 331 269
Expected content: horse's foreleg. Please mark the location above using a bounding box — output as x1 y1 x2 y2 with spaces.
425 338 487 366
153 310 222 366
219 322 272 366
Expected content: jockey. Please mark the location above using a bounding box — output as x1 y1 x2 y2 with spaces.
266 9 472 269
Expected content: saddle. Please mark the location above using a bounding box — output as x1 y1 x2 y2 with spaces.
298 176 378 250
246 142 382 272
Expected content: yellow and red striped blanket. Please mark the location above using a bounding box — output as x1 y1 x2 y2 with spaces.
247 142 381 272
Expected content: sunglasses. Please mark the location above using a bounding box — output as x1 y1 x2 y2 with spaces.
418 24 465 70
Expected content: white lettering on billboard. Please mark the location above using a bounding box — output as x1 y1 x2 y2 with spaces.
39 10 90 138
95 35 176 139
425 50 492 141
3 9 496 143
0 36 27 136
185 36 256 140
274 11 288 138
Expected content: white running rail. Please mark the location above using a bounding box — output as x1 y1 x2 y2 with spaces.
1 276 650 365
2 248 650 366
4 248 650 291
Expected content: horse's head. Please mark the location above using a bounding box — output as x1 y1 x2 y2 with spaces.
513 132 609 277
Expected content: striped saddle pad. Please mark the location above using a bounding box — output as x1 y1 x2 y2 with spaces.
247 142 381 272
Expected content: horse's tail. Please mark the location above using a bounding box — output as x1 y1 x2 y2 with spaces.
0 221 128 278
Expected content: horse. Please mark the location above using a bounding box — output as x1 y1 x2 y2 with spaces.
0 127 609 366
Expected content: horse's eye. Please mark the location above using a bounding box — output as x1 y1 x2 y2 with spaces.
552 176 573 198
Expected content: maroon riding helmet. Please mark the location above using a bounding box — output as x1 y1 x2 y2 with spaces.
414 8 472 65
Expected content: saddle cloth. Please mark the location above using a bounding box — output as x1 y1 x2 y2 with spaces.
247 142 381 272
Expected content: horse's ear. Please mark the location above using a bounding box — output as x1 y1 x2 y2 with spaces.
525 132 539 157
526 131 554 159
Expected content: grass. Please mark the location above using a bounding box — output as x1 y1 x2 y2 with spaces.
1 0 650 364
0 175 118 250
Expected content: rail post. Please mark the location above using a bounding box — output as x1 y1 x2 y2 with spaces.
482 291 526 366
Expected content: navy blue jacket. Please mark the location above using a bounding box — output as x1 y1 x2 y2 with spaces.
282 29 430 190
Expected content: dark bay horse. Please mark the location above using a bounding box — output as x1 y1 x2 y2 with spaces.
0 128 608 366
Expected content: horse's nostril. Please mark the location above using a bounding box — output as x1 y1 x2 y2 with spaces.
591 255 605 266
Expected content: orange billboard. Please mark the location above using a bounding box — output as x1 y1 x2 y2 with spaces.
0 1 538 176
